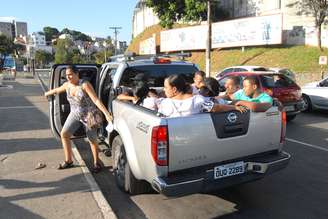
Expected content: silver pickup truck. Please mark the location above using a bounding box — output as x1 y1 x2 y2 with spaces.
49 54 291 196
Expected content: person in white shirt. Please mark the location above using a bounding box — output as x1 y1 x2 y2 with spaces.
117 82 159 111
191 70 205 95
158 74 205 117
142 88 159 111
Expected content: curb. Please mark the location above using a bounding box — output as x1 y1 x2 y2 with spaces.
35 71 117 219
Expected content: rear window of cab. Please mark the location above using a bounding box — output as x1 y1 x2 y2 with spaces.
120 65 198 87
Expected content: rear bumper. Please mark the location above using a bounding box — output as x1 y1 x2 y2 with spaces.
284 100 305 115
152 151 291 197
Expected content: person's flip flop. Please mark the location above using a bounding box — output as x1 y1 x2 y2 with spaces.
57 161 74 170
91 163 102 173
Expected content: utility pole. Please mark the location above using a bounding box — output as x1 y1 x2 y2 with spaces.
109 26 122 55
205 0 212 77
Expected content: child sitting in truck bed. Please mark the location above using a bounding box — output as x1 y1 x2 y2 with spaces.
117 82 158 111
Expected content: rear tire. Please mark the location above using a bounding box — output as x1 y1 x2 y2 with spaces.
112 135 149 195
302 94 312 112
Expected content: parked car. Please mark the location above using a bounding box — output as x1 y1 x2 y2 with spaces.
216 66 296 82
48 55 290 196
269 68 296 81
301 76 328 111
217 71 304 121
216 66 270 79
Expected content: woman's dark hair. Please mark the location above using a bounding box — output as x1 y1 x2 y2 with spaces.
166 74 190 94
66 65 78 74
133 82 149 105
148 88 158 96
199 77 220 97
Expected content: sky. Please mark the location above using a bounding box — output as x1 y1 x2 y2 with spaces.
0 0 138 42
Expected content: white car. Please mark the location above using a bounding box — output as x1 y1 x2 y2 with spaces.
216 66 270 79
216 66 296 81
301 76 328 111
269 68 296 81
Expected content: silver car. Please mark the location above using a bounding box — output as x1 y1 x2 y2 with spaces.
301 76 328 111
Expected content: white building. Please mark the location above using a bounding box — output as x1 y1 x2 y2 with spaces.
218 0 328 47
58 33 74 41
30 32 46 46
132 0 159 38
27 32 53 55
132 0 328 47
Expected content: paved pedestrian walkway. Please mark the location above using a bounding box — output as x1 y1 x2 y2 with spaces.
0 74 116 219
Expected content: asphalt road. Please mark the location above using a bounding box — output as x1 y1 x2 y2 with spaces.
37 71 328 219
74 111 328 219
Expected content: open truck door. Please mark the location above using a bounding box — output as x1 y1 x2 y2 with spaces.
48 64 100 140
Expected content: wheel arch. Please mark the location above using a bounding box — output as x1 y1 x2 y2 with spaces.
111 121 144 180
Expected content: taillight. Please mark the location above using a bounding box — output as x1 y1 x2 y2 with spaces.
280 111 286 144
151 126 168 166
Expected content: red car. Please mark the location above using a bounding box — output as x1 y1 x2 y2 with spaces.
217 71 304 121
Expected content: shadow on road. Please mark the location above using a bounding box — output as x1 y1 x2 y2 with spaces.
0 138 59 155
0 173 92 219
74 139 148 219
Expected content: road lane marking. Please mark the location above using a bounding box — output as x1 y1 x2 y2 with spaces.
0 106 37 110
0 129 53 139
286 138 328 152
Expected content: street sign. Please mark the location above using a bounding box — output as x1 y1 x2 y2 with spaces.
319 56 327 65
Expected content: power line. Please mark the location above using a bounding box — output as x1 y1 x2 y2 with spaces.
109 26 122 55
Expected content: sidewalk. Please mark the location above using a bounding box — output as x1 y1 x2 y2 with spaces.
0 75 116 219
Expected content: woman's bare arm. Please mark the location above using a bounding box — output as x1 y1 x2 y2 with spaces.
211 104 247 113
117 94 137 102
234 100 271 112
44 82 67 97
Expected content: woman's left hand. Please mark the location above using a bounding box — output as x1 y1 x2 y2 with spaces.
105 113 113 122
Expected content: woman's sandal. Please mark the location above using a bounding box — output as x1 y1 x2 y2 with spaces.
57 161 74 170
91 163 102 173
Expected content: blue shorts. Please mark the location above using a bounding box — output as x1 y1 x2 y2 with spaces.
62 112 98 142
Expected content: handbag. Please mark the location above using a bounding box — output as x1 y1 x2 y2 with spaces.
86 108 103 130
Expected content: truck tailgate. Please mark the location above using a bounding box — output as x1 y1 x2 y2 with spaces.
167 108 282 172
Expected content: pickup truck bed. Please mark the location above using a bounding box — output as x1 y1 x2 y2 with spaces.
110 100 290 196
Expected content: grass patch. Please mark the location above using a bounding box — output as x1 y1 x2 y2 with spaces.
128 25 328 76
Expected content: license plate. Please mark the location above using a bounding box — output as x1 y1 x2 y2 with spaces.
284 105 295 112
214 161 245 179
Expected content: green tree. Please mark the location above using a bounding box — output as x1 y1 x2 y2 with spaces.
71 49 86 63
54 39 74 63
61 28 92 41
145 0 227 28
94 49 113 64
288 0 328 50
34 50 54 68
43 26 60 44
0 35 15 72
